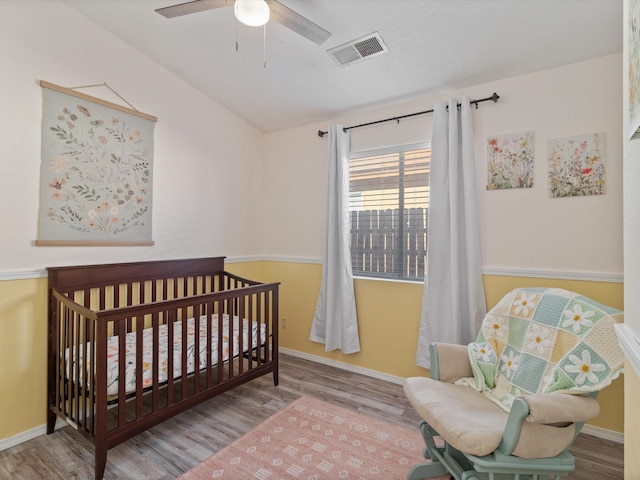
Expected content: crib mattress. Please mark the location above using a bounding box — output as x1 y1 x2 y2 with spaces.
65 314 266 396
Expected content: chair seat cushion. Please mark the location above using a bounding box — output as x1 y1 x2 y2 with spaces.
405 377 507 456
404 377 577 458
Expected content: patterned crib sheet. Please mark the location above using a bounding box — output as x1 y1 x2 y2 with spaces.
65 314 266 396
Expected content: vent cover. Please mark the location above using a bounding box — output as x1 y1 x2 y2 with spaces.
327 32 389 66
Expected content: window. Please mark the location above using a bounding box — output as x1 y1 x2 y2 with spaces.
349 143 430 281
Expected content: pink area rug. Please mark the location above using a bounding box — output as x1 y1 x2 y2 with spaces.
179 396 446 479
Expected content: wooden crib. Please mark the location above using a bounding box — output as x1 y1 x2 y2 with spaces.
46 257 279 479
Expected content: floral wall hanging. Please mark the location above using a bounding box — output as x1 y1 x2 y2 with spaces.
37 81 157 246
548 133 605 198
486 131 534 190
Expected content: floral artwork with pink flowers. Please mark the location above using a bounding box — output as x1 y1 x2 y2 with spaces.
486 131 534 190
548 133 605 198
38 86 155 244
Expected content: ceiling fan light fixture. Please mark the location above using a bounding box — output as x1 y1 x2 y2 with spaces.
234 0 270 27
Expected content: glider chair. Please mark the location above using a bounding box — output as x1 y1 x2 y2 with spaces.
404 287 624 480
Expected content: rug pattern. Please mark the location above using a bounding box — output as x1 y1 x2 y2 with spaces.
179 396 441 479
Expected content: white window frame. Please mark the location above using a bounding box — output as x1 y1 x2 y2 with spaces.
349 141 430 282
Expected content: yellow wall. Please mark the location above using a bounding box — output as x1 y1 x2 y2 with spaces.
0 260 624 444
625 366 640 477
262 260 429 378
261 260 625 434
0 277 48 440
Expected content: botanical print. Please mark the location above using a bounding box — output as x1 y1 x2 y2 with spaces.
548 133 605 198
486 131 534 190
39 87 155 243
630 0 640 139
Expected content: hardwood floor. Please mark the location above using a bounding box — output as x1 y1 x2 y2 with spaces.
0 354 623 479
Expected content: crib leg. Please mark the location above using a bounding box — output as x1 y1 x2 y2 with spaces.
46 409 57 435
95 447 107 480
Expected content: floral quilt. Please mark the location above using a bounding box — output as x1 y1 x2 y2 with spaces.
66 314 265 396
457 288 624 412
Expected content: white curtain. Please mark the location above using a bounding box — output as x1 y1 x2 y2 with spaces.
310 125 361 354
416 97 486 369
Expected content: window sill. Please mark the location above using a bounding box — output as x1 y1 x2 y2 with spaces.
353 275 424 285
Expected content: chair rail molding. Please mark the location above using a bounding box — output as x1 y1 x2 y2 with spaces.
614 323 640 377
0 261 625 284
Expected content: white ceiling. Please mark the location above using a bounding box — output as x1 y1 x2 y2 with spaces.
64 0 622 133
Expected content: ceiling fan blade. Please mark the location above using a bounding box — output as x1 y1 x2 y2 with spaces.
268 0 331 45
155 0 232 19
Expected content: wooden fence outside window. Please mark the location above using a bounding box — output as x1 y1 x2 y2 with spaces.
350 207 427 280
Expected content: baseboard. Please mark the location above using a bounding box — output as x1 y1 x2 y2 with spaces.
279 347 406 385
581 424 624 443
280 348 624 444
0 418 66 452
0 354 625 452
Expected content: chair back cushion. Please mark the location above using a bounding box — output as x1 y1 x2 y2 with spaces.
460 288 624 412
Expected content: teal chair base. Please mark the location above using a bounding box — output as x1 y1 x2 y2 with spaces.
408 420 576 480
405 288 625 480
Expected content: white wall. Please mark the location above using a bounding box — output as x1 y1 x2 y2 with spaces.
622 4 640 475
624 3 640 341
0 1 623 279
0 1 265 272
264 54 623 277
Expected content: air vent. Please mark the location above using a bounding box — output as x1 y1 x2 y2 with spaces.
327 32 389 66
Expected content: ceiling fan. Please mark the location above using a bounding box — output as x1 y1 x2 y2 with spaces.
155 0 331 45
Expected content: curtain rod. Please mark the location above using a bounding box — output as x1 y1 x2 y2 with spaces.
317 92 500 138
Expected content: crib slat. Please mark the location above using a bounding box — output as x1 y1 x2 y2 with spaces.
151 311 160 412
151 279 158 303
167 310 175 406
193 304 200 394
67 311 78 421
126 282 133 332
238 295 245 375
264 292 270 364
217 299 224 384
181 307 188 400
118 319 127 428
256 294 262 368
51 302 61 421
227 297 234 380
63 304 71 419
135 315 144 419
80 314 88 432
244 295 251 372
206 301 214 388
113 286 121 338
88 315 96 435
